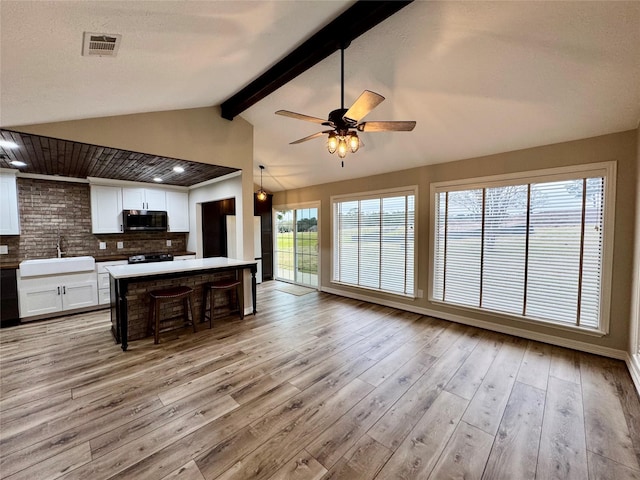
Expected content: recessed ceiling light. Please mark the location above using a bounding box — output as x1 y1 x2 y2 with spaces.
173 166 185 173
153 177 163 182
0 140 19 149
10 160 27 167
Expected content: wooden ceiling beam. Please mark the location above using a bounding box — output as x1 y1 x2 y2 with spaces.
220 0 413 121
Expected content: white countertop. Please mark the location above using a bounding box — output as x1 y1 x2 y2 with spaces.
105 257 257 279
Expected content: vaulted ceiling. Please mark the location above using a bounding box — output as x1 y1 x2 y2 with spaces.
1 1 638 192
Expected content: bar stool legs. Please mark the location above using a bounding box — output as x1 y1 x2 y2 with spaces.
147 286 196 344
201 277 244 328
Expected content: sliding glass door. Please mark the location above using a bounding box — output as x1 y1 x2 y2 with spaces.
275 205 319 288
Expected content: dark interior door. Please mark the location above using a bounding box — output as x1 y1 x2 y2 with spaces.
202 198 235 258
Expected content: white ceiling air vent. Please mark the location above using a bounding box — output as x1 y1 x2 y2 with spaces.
82 32 122 57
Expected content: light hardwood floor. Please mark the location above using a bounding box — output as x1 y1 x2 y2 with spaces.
1 281 640 480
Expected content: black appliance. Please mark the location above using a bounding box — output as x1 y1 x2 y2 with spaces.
128 253 174 264
123 210 168 232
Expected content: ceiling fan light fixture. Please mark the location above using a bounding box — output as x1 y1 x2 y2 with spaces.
348 132 360 153
256 164 268 201
337 138 348 159
327 133 338 154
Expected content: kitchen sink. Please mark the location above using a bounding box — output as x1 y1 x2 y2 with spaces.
19 256 96 277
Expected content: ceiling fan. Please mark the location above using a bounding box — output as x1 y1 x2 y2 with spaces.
275 46 416 164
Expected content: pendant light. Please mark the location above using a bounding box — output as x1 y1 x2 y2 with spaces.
256 165 268 202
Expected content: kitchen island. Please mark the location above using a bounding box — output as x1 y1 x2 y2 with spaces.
107 257 257 351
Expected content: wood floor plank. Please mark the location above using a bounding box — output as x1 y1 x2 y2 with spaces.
4 442 92 480
308 347 437 468
56 394 239 479
321 434 392 480
0 394 163 476
444 331 503 400
537 375 588 480
427 421 494 480
375 390 468 480
212 379 374 480
358 317 444 387
549 345 581 384
516 341 551 391
194 355 378 480
461 336 526 436
108 382 301 480
160 459 206 480
266 450 327 480
587 451 640 480
581 354 640 470
481 381 545 480
368 326 478 450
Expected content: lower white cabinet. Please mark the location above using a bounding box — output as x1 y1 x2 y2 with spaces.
97 260 127 305
18 271 98 319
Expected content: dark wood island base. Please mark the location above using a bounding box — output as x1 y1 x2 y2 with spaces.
107 258 257 351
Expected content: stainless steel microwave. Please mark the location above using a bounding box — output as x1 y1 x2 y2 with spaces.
122 210 168 232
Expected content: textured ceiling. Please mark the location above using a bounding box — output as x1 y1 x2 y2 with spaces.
1 1 638 192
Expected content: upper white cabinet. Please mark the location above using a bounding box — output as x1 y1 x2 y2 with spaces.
165 191 189 232
91 185 123 234
122 187 166 210
0 171 20 235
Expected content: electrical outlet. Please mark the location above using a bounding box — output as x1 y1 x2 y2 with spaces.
99 242 107 250
166 239 172 247
0 245 8 255
117 241 124 249
417 289 424 298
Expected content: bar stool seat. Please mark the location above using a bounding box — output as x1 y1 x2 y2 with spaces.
148 286 196 344
201 278 244 329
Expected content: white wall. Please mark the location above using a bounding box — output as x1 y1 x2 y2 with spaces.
188 172 254 312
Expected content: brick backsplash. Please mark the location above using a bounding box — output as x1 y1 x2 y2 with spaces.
0 178 187 266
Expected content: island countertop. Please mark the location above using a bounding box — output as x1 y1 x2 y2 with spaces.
107 256 258 351
105 257 257 279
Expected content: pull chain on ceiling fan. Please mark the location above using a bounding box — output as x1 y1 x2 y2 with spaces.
275 44 416 165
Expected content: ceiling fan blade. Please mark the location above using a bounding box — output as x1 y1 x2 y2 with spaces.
343 90 385 123
290 130 333 145
275 110 327 125
357 121 416 132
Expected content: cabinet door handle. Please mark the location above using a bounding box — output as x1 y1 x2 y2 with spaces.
63 286 66 294
57 286 60 295
120 224 123 232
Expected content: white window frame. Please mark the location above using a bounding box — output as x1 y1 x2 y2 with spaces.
429 161 616 336
331 186 418 298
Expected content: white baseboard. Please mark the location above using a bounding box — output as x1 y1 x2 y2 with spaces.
320 286 627 361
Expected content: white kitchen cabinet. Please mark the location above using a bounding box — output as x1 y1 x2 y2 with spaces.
165 191 189 232
0 171 20 235
96 260 127 305
18 271 98 319
91 185 123 233
122 187 166 210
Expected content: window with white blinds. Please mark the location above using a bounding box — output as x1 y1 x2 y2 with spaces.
333 188 416 296
431 162 615 332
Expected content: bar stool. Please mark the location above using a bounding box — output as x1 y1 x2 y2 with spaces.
147 286 196 344
201 277 244 328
